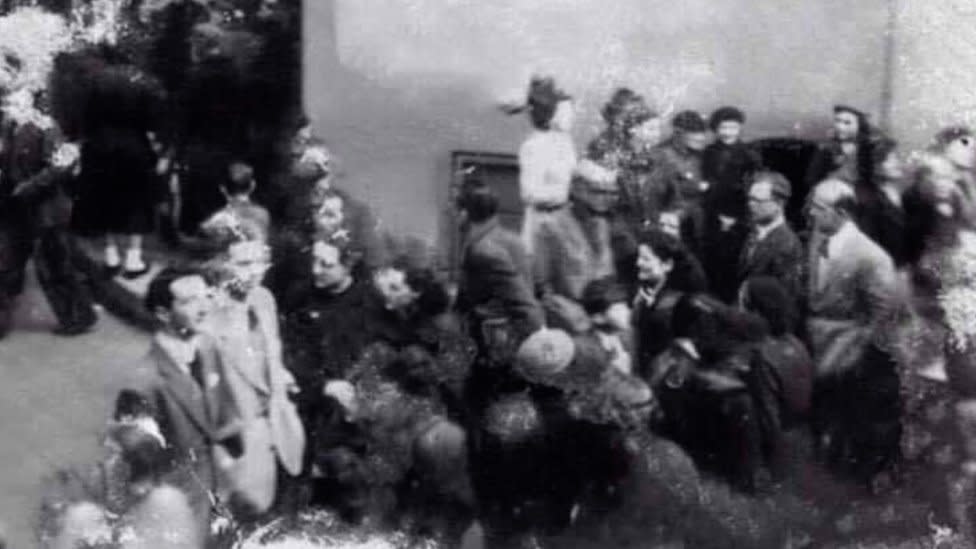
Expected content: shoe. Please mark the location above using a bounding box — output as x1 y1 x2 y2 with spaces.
121 264 151 280
52 322 96 336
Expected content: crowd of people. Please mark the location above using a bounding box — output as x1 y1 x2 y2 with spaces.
14 44 976 546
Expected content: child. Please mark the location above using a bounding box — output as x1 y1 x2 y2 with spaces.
200 162 271 247
581 278 634 375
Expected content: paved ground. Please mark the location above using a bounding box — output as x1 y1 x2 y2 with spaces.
0 263 148 549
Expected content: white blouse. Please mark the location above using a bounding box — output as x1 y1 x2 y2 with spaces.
518 129 577 207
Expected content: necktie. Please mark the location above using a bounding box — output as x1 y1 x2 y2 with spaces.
818 237 830 259
743 231 759 263
189 351 206 391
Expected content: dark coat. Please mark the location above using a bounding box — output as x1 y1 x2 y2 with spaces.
633 288 684 379
859 190 907 267
737 222 805 300
457 218 544 341
282 280 373 395
756 335 814 427
121 334 243 540
702 141 762 220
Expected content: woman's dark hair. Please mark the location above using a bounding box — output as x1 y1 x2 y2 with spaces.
403 266 451 318
637 229 709 293
456 179 498 222
741 276 796 337
581 277 628 316
870 138 898 172
601 87 655 131
112 424 168 483
835 106 882 191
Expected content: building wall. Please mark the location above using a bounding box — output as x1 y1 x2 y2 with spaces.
303 0 889 248
888 0 976 149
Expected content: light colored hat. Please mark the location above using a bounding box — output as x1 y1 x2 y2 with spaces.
515 327 576 382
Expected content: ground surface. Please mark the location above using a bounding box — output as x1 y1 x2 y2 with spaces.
0 263 148 548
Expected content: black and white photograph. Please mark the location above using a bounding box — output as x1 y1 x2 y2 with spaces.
2 0 976 547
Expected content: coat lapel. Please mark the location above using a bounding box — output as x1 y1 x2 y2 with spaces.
151 342 212 437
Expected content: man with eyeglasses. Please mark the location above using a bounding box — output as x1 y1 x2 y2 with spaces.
804 178 901 490
735 171 803 305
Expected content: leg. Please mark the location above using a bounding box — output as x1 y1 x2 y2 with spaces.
36 228 96 334
122 233 149 278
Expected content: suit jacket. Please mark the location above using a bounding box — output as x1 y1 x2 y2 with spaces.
805 223 898 377
210 286 305 512
534 204 615 301
458 218 544 340
737 222 805 299
123 333 243 537
859 189 907 267
633 287 684 378
702 141 762 220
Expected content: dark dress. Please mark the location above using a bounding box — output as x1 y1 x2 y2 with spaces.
71 63 163 236
174 56 251 233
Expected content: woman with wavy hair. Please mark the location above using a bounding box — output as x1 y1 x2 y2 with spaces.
585 87 670 235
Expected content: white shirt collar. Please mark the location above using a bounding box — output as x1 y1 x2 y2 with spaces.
674 338 700 361
154 332 200 376
755 216 785 242
827 220 858 257
881 184 902 208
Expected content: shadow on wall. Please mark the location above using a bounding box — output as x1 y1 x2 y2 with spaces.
304 0 890 249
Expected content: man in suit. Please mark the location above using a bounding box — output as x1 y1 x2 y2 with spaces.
456 179 544 344
118 267 244 541
736 171 804 305
804 179 901 486
455 179 544 407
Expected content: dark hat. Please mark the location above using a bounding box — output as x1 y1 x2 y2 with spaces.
581 277 628 315
602 87 656 127
502 75 571 116
672 110 707 133
708 106 746 131
833 104 867 119
528 75 571 106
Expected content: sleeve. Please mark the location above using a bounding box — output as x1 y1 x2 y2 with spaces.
861 250 900 346
471 244 544 336
518 139 545 205
770 233 806 300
